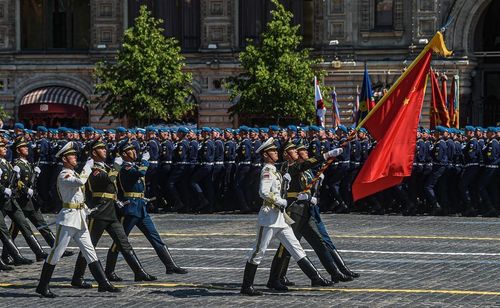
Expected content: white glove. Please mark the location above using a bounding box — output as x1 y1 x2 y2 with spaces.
113 156 123 171
310 196 318 205
34 166 41 174
82 158 94 175
0 169 2 177
283 173 291 183
4 188 11 197
297 192 310 201
27 188 34 197
13 166 21 178
323 148 343 160
141 151 150 161
276 198 287 210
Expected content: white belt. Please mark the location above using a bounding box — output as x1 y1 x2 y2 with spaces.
161 161 172 164
464 163 479 167
200 162 214 166
175 162 190 165
214 162 224 165
485 165 499 169
148 160 158 164
239 162 251 165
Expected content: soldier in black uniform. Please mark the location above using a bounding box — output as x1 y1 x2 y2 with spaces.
211 128 225 211
266 141 350 291
0 138 47 263
166 127 191 212
222 128 237 211
3 138 73 264
158 128 173 210
71 140 156 287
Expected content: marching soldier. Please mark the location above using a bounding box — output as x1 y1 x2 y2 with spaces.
191 127 215 213
240 137 332 296
0 138 48 264
266 141 351 292
3 138 74 264
166 127 190 212
104 140 187 281
36 142 119 298
235 126 253 213
71 139 156 288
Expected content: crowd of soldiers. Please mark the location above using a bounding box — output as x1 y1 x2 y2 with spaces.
1 122 499 218
0 121 498 296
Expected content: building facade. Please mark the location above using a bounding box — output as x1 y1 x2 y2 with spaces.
0 0 498 128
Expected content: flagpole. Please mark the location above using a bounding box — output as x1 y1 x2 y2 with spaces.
354 31 449 131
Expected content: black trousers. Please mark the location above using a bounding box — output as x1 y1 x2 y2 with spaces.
10 208 53 245
269 203 336 280
73 217 133 277
2 206 34 240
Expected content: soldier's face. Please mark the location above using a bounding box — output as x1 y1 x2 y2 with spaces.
266 149 278 162
63 154 78 168
93 147 107 161
17 146 29 157
298 149 309 161
0 146 6 157
125 148 137 161
285 148 299 161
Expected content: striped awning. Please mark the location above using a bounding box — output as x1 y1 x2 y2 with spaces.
20 86 87 108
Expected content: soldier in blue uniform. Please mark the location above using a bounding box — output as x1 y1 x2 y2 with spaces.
105 139 187 280
191 127 215 213
34 126 52 212
211 128 225 211
166 127 191 212
158 128 174 210
459 126 481 216
223 128 237 211
477 127 499 217
248 128 262 211
424 126 448 215
234 126 253 213
145 126 161 211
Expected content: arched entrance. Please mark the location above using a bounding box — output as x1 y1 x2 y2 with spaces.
18 86 89 128
472 0 500 126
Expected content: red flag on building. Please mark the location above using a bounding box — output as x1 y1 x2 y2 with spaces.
430 69 450 128
352 32 452 201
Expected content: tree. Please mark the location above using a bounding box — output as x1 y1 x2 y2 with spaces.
226 0 327 124
94 5 193 125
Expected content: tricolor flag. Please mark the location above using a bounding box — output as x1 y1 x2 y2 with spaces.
352 31 452 201
356 65 375 126
331 88 341 127
314 76 326 127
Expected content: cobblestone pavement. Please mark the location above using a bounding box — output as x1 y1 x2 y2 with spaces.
1 213 499 307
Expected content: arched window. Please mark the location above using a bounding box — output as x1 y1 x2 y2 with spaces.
374 0 394 29
128 0 200 51
21 0 90 50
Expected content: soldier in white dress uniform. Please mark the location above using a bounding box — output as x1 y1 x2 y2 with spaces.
36 142 120 298
240 137 332 296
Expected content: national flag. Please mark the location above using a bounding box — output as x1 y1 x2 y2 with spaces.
357 65 375 126
430 69 450 128
448 74 460 128
331 88 341 127
352 86 360 124
352 31 452 201
441 73 448 109
314 76 326 127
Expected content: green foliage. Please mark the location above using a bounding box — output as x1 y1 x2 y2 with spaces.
226 0 327 124
94 5 193 125
0 105 9 121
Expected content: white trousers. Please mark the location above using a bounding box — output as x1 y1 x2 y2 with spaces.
46 224 98 265
247 225 306 265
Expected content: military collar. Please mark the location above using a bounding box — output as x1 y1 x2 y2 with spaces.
95 161 106 168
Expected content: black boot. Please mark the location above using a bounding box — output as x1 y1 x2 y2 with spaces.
88 260 121 293
156 245 188 274
431 202 442 216
297 257 334 287
1 234 33 265
330 249 359 279
240 262 262 296
122 250 157 281
25 234 48 262
266 253 288 292
36 262 57 298
0 256 13 271
105 249 122 282
71 252 93 289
